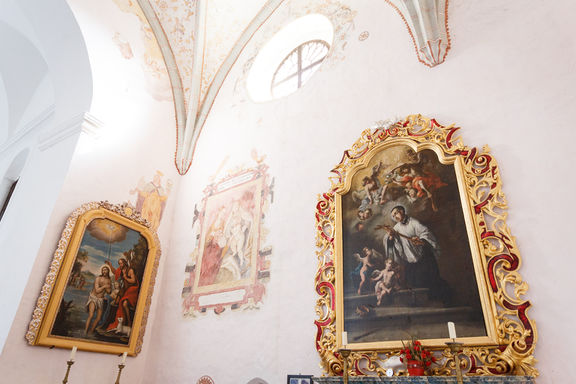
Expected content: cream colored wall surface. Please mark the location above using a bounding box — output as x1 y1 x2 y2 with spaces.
0 0 178 383
143 1 575 384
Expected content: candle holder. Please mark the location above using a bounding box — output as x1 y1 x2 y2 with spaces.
445 341 464 384
114 363 126 384
339 349 351 384
62 360 74 384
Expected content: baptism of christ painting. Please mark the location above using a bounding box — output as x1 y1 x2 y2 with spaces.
340 146 489 344
27 202 160 355
49 217 149 346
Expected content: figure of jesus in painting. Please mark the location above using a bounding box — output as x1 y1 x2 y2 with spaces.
84 265 112 335
352 247 384 295
131 171 172 231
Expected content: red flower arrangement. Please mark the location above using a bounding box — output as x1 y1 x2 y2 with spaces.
400 339 437 368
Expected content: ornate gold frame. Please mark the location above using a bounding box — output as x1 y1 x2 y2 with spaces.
26 201 161 355
314 115 537 377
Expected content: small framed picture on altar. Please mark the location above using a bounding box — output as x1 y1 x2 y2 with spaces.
26 201 160 356
287 375 313 384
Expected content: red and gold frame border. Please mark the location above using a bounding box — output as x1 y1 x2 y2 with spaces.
314 115 537 377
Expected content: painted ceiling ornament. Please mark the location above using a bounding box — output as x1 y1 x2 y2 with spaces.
132 0 286 174
197 375 215 384
358 31 369 41
384 0 450 67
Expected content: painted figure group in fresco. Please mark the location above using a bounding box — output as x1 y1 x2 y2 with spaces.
198 191 256 286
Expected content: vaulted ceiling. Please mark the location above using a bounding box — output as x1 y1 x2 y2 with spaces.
107 0 450 174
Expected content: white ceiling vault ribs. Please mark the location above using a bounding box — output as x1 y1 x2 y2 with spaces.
136 0 188 168
384 0 450 67
136 0 447 174
136 0 285 175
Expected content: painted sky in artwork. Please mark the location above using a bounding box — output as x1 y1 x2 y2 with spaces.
78 218 144 276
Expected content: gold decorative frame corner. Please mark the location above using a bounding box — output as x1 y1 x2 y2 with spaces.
314 114 537 377
26 201 161 356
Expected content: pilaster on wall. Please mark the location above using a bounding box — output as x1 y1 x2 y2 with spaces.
38 112 103 151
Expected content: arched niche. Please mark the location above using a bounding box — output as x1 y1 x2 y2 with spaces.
0 148 30 221
0 20 53 143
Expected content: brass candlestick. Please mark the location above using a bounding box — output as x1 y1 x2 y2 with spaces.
114 363 126 384
62 360 74 384
446 341 464 384
339 349 351 384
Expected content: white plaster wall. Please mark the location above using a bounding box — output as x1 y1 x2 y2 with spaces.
0 75 8 144
144 1 576 384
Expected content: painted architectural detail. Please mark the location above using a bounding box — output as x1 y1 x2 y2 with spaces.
358 31 369 41
197 375 215 384
384 0 450 67
130 171 173 231
182 155 273 316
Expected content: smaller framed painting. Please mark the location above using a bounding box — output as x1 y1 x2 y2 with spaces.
26 201 160 355
287 375 313 384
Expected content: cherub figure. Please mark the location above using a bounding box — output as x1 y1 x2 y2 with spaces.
372 259 401 306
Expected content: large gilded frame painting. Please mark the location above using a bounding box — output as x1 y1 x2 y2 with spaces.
26 201 160 356
315 115 537 377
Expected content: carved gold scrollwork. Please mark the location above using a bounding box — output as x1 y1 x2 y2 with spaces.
315 115 537 377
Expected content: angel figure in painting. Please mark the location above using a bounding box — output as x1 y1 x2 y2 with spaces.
351 247 385 295
354 162 386 212
131 171 173 231
371 259 401 306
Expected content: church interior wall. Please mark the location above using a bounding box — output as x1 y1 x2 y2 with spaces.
0 1 574 384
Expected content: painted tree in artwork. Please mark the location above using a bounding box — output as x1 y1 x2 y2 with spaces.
127 235 149 283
